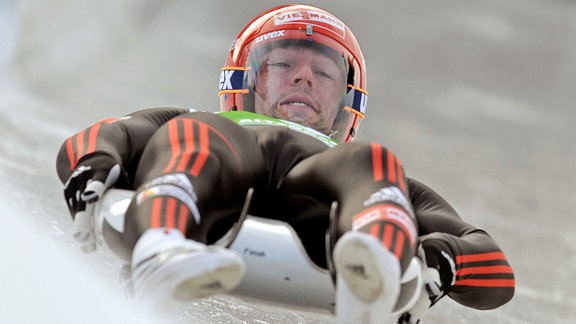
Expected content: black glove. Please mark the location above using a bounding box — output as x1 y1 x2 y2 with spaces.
63 154 122 252
397 245 444 324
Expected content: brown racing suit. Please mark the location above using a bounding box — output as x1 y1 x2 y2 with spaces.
56 107 515 310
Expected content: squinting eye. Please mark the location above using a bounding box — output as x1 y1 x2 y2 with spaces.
315 70 333 79
269 62 290 68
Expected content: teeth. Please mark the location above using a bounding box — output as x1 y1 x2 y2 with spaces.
288 101 308 106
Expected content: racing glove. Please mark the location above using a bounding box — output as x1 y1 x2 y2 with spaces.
63 153 123 253
397 245 445 324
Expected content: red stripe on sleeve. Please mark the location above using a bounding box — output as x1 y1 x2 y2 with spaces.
457 265 514 276
66 137 76 170
86 123 101 155
455 278 516 288
75 129 86 164
456 252 507 264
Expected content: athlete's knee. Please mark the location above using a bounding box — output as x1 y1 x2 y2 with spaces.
129 173 201 236
341 143 416 270
351 201 417 272
99 175 199 262
349 142 407 189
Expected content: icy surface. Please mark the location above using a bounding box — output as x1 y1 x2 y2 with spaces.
1 0 575 323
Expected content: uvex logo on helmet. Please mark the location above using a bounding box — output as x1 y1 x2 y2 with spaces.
273 10 346 39
255 30 286 43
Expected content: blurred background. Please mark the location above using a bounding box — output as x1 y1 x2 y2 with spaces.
0 0 574 322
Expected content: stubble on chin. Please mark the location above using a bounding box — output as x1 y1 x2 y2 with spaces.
255 100 333 135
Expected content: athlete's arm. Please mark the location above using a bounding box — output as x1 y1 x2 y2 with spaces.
56 107 189 186
408 178 515 310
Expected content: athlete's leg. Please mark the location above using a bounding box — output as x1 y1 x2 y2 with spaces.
278 141 417 322
101 112 266 259
100 112 266 302
279 141 417 270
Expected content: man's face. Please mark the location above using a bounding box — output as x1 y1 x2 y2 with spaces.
253 46 347 135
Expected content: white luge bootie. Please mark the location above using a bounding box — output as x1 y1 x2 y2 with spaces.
131 228 246 305
333 231 401 324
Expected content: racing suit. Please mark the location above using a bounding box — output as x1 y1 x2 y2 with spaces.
56 107 515 310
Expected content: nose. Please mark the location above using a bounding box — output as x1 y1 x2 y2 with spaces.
291 63 314 87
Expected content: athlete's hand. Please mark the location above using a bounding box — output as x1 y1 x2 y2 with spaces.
63 154 122 253
398 245 444 324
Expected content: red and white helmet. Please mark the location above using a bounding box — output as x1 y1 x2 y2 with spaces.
219 4 367 142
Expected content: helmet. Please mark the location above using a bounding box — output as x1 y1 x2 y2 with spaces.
219 4 367 142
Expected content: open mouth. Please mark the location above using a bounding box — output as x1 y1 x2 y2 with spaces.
281 99 315 111
286 101 310 107
280 95 317 111
273 93 323 126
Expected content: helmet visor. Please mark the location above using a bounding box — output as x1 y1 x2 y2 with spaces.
243 38 362 142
